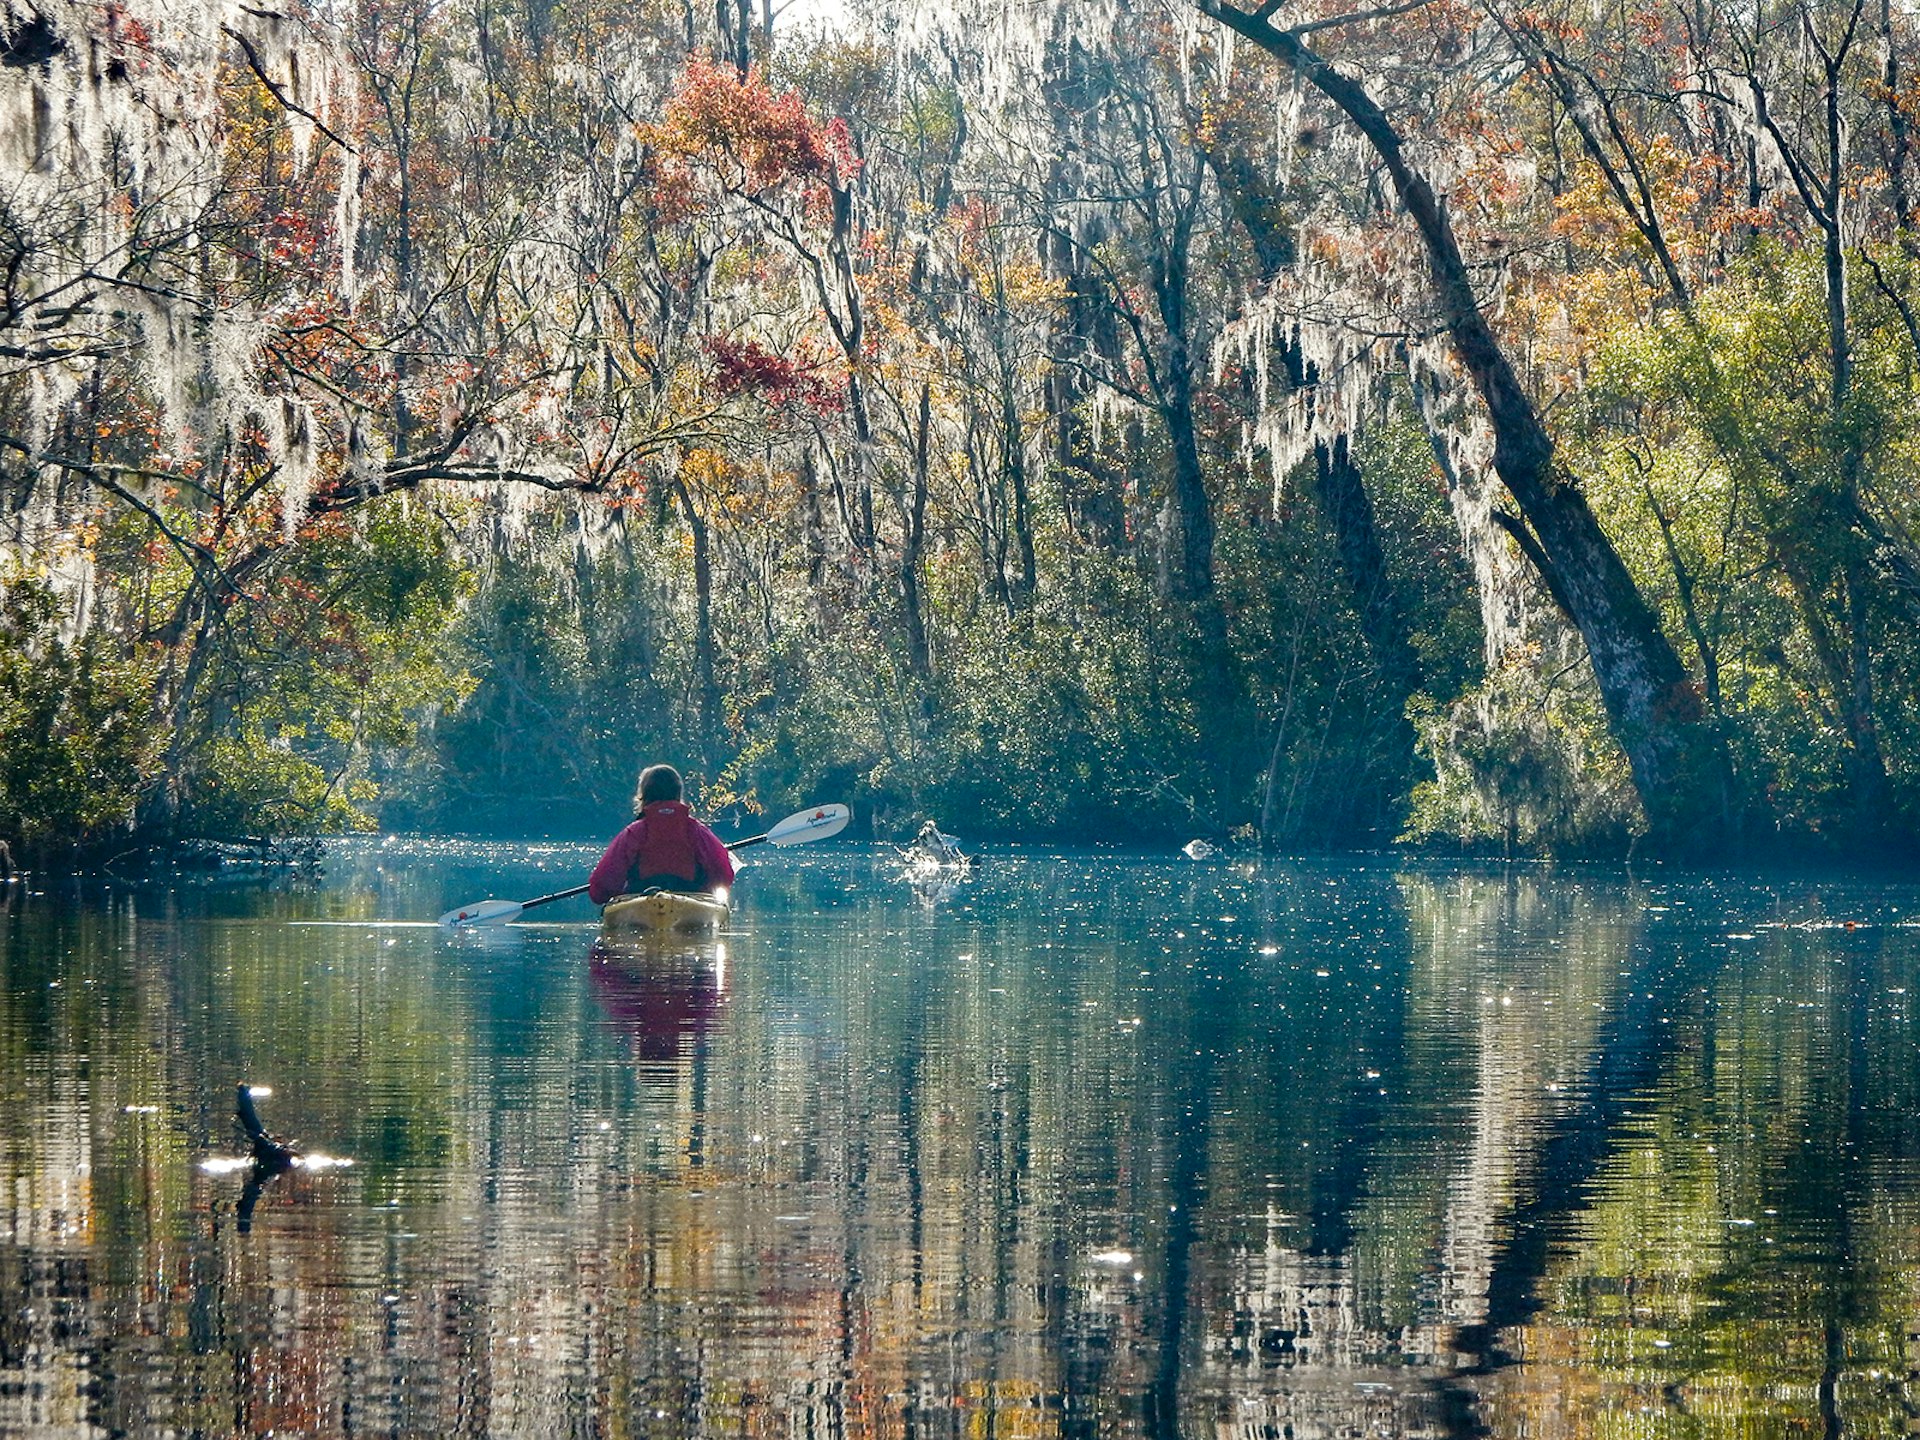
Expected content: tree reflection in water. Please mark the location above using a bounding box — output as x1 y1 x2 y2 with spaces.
1 851 1917 1437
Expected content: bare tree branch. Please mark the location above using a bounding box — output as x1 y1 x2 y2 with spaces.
222 24 359 155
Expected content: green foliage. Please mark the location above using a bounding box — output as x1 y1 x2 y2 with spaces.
696 501 1313 846
191 724 382 837
0 570 165 859
392 514 688 834
1217 492 1395 843
14 0 1920 862
1574 243 1920 842
1362 411 1486 709
177 502 474 839
389 392 1497 849
919 559 1201 837
1224 406 1488 848
1404 650 1643 855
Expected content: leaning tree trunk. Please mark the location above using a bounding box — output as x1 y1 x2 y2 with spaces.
1199 0 1737 852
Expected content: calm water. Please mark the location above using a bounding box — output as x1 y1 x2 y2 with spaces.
3 844 1918 1438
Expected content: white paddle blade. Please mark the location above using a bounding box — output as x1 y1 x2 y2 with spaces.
438 898 524 927
766 803 851 846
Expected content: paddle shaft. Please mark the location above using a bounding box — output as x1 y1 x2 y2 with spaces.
518 882 592 912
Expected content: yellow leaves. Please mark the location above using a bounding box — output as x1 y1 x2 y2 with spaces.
959 254 1065 313
679 446 733 495
1551 134 1747 268
674 449 814 533
1193 102 1222 150
1554 266 1661 347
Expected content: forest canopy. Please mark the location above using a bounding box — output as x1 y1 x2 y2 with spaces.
2 0 1918 864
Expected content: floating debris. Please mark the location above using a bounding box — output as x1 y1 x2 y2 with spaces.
1182 839 1216 860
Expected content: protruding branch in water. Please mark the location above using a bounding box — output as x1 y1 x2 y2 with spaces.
234 1084 298 1232
235 1083 300 1172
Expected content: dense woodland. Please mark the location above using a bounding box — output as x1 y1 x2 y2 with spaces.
2 0 1919 863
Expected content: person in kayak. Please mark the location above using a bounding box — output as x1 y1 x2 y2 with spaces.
587 765 737 903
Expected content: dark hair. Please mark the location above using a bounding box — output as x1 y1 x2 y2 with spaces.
634 763 684 813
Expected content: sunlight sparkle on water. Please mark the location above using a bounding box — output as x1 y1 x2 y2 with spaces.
5 847 1919 1438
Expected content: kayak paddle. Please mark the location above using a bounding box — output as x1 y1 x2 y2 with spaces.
437 802 851 927
728 801 850 850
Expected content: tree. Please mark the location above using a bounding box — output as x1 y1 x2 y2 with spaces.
1197 0 1741 852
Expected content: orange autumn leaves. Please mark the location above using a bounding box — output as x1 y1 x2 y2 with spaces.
645 56 861 222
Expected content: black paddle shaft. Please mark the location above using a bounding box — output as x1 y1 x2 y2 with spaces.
520 883 592 911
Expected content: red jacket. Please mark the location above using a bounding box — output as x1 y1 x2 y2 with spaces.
587 801 736 904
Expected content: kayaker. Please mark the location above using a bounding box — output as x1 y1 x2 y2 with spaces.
587 765 737 904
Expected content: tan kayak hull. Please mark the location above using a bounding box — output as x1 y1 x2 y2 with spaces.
600 890 730 935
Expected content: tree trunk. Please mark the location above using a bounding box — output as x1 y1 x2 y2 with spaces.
715 0 750 75
798 448 827 591
1515 17 1895 834
1199 0 1738 852
901 384 935 695
999 367 1037 605
1204 132 1425 774
1146 180 1236 739
1818 69 1893 834
1042 209 1126 548
1162 376 1216 609
1150 167 1218 611
674 478 720 769
817 180 876 552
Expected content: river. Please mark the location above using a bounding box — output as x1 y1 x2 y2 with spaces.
2 842 1917 1437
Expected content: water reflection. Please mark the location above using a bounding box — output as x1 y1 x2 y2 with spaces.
590 941 729 1062
1 852 1917 1436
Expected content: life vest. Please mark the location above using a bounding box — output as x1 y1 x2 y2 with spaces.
626 801 707 893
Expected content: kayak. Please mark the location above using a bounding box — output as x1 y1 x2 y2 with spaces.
600 889 730 936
